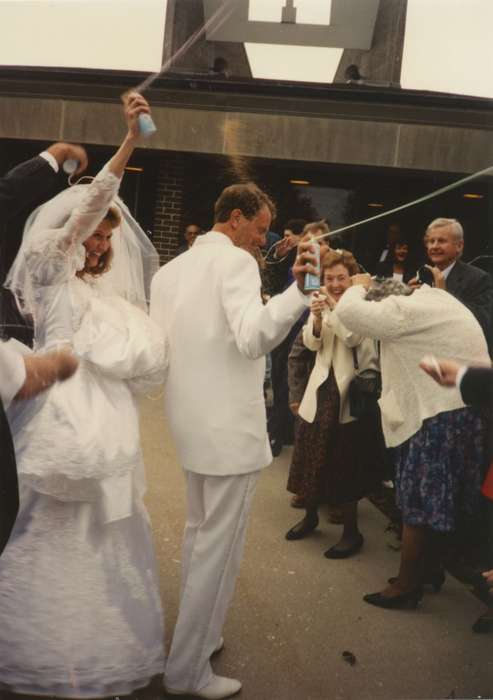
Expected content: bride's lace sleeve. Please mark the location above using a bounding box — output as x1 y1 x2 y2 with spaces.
23 167 122 288
57 166 121 252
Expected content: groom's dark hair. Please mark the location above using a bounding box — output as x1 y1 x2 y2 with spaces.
214 183 276 224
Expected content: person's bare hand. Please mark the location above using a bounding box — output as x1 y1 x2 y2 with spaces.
293 240 320 294
53 349 80 381
289 402 300 416
16 348 79 400
46 143 88 175
275 237 295 259
407 276 421 290
426 265 446 290
419 357 461 386
121 91 151 140
351 273 372 289
310 291 329 318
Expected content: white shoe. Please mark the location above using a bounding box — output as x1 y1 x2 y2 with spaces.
166 674 242 699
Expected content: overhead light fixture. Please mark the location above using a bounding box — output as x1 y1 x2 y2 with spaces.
290 179 310 185
125 166 144 173
463 193 484 199
368 202 384 208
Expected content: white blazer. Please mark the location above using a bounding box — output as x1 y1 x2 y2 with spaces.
150 231 309 476
335 284 490 447
298 311 379 424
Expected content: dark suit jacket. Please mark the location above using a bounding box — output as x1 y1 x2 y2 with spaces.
0 154 60 555
288 325 315 406
461 367 493 410
446 260 493 346
460 366 493 464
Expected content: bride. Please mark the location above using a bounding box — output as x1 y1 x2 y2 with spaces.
0 94 167 697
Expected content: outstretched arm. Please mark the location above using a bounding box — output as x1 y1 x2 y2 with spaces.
0 342 78 408
57 93 151 251
335 284 406 341
0 143 87 226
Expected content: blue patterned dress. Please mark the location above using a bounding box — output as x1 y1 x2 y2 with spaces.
394 407 485 532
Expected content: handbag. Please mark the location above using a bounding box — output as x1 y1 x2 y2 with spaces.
348 343 381 419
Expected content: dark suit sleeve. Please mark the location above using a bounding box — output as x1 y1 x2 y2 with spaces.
0 401 19 555
288 326 314 405
448 267 493 340
460 366 493 408
0 156 59 225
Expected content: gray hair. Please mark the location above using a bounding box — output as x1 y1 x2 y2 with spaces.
365 277 413 302
426 218 464 242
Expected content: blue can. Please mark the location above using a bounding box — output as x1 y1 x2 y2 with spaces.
138 113 157 137
304 239 321 292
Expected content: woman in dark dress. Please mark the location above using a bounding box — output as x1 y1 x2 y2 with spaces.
286 250 384 558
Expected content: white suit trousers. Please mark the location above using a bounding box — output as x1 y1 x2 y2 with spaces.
165 470 259 692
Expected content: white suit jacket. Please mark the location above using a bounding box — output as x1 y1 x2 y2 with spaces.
150 231 309 476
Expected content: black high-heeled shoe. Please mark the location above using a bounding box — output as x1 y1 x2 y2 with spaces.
363 586 423 610
285 514 319 541
388 569 445 593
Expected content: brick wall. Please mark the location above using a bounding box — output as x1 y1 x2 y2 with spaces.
152 152 185 264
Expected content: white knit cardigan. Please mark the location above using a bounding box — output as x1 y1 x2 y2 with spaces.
335 284 490 447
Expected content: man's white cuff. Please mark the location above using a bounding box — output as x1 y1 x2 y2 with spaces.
456 366 467 389
39 151 59 173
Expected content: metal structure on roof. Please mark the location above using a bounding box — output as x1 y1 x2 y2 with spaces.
203 0 380 49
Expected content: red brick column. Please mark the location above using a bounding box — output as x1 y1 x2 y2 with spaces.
152 153 185 264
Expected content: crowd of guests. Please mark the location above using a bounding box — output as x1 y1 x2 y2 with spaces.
234 213 492 627
179 209 493 619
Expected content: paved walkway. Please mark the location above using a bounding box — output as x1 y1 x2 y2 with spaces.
137 396 492 700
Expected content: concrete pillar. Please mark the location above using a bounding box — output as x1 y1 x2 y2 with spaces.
152 153 185 264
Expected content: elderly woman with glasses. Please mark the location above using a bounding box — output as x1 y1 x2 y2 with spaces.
335 274 489 609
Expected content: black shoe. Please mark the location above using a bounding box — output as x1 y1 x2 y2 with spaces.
270 438 282 457
363 587 423 610
324 533 364 559
388 569 445 593
285 515 319 541
472 614 493 634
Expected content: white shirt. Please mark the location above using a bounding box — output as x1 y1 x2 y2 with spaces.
39 151 59 173
441 260 457 281
0 341 26 409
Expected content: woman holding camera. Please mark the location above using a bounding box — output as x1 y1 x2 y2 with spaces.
286 250 384 558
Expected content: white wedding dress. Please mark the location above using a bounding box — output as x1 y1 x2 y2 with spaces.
0 169 167 697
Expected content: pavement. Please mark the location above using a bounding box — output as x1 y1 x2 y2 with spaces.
136 396 493 700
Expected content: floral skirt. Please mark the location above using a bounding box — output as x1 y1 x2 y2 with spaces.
287 370 385 506
394 407 485 532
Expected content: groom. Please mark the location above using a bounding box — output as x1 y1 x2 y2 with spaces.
151 183 317 699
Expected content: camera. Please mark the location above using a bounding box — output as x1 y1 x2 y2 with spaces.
416 265 434 286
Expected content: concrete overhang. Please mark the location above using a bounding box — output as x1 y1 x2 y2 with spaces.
0 71 492 175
